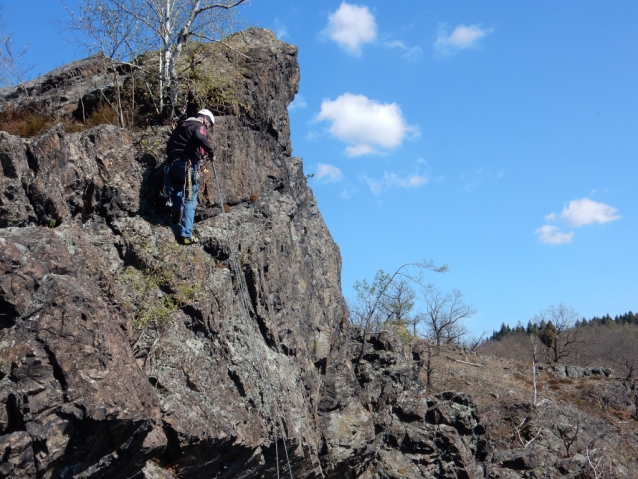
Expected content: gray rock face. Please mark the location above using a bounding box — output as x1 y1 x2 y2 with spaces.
0 28 357 478
349 331 487 479
549 364 615 380
0 132 36 227
0 227 166 479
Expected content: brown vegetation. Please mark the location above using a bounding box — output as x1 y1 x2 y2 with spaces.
1 36 251 139
423 342 638 477
478 322 638 379
0 101 120 137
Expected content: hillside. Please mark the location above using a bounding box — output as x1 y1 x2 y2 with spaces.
0 28 636 479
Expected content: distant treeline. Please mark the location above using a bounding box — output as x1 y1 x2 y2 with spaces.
490 310 637 341
478 308 638 376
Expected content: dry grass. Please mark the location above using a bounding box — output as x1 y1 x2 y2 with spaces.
425 346 637 442
0 103 55 137
429 353 638 476
477 323 638 380
0 102 122 138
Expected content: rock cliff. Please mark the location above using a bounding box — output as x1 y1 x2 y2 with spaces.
1 28 636 479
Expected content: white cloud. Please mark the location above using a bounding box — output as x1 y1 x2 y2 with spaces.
385 172 427 188
274 18 287 39
316 93 419 156
325 2 377 55
385 40 406 49
435 24 491 55
384 40 423 62
346 144 377 157
340 188 356 199
560 198 620 227
363 172 428 195
289 94 307 110
364 176 383 195
535 198 619 245
535 225 574 245
316 163 343 182
403 46 423 62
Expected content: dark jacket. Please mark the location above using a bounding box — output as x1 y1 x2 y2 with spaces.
166 118 215 164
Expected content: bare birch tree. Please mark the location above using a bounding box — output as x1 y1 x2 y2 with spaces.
65 0 248 118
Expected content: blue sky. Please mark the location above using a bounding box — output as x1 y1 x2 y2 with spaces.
3 1 637 336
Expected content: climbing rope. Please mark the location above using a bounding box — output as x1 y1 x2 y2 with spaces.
211 161 295 479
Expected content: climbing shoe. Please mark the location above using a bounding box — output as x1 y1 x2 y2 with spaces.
181 236 199 245
171 211 181 225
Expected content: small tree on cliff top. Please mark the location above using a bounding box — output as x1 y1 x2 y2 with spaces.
65 0 248 118
349 260 448 360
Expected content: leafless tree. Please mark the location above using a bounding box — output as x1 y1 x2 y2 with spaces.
64 0 248 118
530 338 548 408
461 330 488 352
601 328 638 379
534 303 582 363
586 445 615 479
349 260 447 361
422 340 438 387
0 7 35 89
63 0 144 125
421 286 476 347
380 278 417 332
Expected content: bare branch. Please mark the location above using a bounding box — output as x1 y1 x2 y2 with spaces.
422 286 476 347
189 32 252 60
444 355 483 368
0 10 35 88
195 0 248 15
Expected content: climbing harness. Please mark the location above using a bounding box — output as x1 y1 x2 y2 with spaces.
212 162 295 479
162 159 196 224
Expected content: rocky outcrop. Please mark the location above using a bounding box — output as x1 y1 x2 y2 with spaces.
350 331 487 479
0 28 360 478
0 228 166 478
1 28 637 479
0 55 120 119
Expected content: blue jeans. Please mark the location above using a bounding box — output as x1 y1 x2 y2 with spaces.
170 161 199 238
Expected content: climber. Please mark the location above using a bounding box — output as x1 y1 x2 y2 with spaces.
165 109 215 245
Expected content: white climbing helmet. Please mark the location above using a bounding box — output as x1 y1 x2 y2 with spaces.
197 109 215 126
